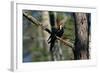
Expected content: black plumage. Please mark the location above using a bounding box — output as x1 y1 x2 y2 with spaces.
48 27 64 52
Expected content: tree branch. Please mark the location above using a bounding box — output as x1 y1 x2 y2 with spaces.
23 12 74 49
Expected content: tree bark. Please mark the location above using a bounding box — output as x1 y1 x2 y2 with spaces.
73 13 89 60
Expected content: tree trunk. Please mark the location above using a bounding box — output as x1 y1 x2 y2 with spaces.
41 11 51 51
49 12 66 61
73 13 89 60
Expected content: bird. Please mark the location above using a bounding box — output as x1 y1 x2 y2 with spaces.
47 23 64 52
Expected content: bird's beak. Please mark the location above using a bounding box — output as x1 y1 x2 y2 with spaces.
60 25 62 30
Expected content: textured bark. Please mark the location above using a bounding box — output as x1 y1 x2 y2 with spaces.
73 13 89 60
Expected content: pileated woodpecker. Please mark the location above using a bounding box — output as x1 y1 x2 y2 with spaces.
47 20 64 52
